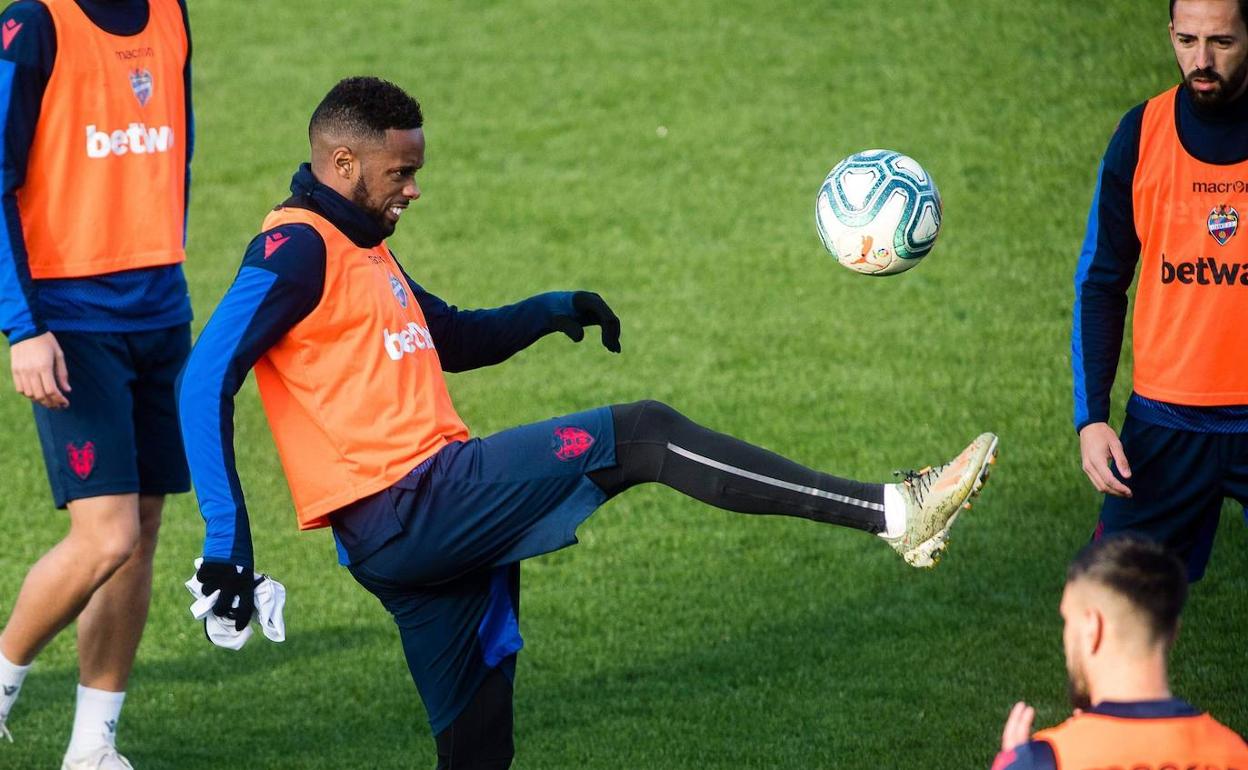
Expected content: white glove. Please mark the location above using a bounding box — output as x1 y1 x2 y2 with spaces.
185 558 286 650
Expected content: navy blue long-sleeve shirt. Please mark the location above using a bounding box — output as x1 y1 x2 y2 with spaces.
1072 85 1248 434
178 164 586 567
0 0 193 344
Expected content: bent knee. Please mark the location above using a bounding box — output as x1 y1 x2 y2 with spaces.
83 530 140 575
68 516 141 573
612 399 686 441
67 496 145 569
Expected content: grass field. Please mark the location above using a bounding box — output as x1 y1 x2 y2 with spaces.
1 0 1246 767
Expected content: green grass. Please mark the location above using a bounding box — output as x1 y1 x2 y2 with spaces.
1 0 1246 767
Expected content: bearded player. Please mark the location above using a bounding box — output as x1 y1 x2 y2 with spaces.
178 77 998 769
991 535 1248 769
1073 0 1248 581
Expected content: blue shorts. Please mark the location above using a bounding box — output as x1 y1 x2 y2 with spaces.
32 325 192 508
1098 415 1248 581
346 407 616 734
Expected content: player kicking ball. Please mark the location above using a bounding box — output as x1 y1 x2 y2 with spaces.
177 76 998 770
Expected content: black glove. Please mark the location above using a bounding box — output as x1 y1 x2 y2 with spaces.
551 291 621 353
196 561 259 632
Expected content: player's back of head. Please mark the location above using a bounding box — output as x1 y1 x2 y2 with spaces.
1067 534 1188 649
308 76 423 146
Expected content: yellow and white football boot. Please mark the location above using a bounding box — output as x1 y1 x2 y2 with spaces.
884 432 998 568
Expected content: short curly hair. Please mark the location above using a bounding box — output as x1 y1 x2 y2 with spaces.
308 76 423 142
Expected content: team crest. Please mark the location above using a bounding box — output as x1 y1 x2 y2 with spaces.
388 274 408 307
129 68 153 107
66 442 96 480
553 426 594 461
1207 204 1238 246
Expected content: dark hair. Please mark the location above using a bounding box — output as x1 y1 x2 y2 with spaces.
1067 534 1188 646
308 76 423 143
1170 0 1248 27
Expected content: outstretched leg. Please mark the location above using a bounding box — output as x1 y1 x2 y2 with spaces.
589 400 887 533
589 400 997 567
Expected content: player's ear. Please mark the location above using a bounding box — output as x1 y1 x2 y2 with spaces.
1086 607 1105 656
331 146 356 181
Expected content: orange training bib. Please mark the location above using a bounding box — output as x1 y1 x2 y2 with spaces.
1131 86 1248 406
1034 711 1248 769
19 0 188 279
254 207 469 529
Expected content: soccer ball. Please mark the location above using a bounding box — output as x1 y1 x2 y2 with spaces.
815 149 942 276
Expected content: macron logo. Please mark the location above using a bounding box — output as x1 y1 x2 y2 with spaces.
85 123 174 158
382 322 435 361
264 232 290 259
3 20 22 51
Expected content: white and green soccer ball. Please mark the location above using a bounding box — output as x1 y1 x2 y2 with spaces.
815 149 942 276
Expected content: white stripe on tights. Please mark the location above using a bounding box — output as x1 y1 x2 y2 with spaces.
665 442 885 512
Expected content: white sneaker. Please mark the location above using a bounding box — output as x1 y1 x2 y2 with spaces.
885 432 999 568
0 712 10 743
61 745 135 770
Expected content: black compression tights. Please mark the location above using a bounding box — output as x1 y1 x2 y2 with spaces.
435 667 515 770
588 400 886 533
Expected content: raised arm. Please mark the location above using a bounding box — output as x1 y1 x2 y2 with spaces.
397 262 620 372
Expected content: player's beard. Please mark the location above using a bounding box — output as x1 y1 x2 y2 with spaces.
351 175 397 237
1182 57 1248 109
1065 659 1092 712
